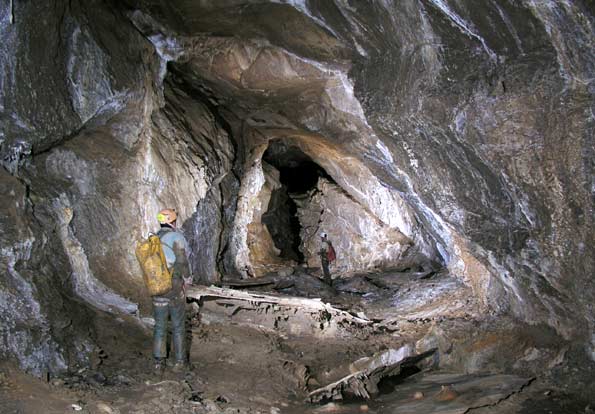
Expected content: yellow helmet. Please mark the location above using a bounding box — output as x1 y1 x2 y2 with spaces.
157 208 177 224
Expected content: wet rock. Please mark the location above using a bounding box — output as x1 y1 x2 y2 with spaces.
0 1 145 169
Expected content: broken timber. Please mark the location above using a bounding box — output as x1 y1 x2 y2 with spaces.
307 349 436 403
186 285 372 327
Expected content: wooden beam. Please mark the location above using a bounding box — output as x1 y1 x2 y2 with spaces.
186 285 372 326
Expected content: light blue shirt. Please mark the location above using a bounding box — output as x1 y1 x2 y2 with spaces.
159 229 189 268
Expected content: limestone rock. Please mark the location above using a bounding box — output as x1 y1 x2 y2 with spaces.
0 169 94 376
298 178 419 275
246 162 293 276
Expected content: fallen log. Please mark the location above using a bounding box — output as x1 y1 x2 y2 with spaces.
307 347 436 403
186 285 372 327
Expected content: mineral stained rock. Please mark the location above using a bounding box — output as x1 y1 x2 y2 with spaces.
246 162 291 276
297 177 418 275
0 166 95 376
0 0 593 378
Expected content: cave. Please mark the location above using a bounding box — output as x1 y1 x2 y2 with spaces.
1 1 594 413
261 140 333 263
263 142 330 195
261 185 304 262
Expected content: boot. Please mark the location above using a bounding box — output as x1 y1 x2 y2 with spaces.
172 360 188 374
153 358 165 372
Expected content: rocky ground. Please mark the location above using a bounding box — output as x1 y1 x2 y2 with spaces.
1 269 592 414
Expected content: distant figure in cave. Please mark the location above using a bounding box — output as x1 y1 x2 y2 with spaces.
319 232 336 286
152 208 193 372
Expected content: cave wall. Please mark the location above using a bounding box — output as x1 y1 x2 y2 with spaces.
246 162 292 276
245 138 432 276
0 0 593 374
154 81 236 284
298 178 417 274
227 130 438 278
0 168 96 376
343 0 595 340
261 186 302 262
0 0 236 374
0 0 155 375
120 0 594 351
26 80 233 304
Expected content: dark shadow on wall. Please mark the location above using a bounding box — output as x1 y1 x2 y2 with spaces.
262 140 334 263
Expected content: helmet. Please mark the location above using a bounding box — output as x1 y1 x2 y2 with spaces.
320 232 327 238
157 208 177 224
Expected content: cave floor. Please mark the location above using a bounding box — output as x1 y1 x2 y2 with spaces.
0 271 587 414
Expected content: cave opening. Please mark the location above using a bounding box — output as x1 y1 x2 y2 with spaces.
261 140 332 263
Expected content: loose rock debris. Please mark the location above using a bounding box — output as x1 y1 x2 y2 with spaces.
373 373 534 414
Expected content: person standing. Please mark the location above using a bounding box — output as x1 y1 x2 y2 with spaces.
318 232 335 286
152 208 192 372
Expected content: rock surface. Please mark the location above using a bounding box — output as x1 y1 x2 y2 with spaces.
0 0 154 375
297 178 419 275
0 0 593 389
0 168 93 376
120 0 594 352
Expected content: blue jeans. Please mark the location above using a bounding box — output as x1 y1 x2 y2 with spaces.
153 293 186 362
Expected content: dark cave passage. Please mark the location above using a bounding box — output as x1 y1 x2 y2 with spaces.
262 140 332 263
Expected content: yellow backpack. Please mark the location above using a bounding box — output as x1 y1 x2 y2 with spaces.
135 234 172 296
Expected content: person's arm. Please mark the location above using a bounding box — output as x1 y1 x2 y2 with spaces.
173 239 192 286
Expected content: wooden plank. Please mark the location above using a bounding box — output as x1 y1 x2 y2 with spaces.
186 285 372 325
